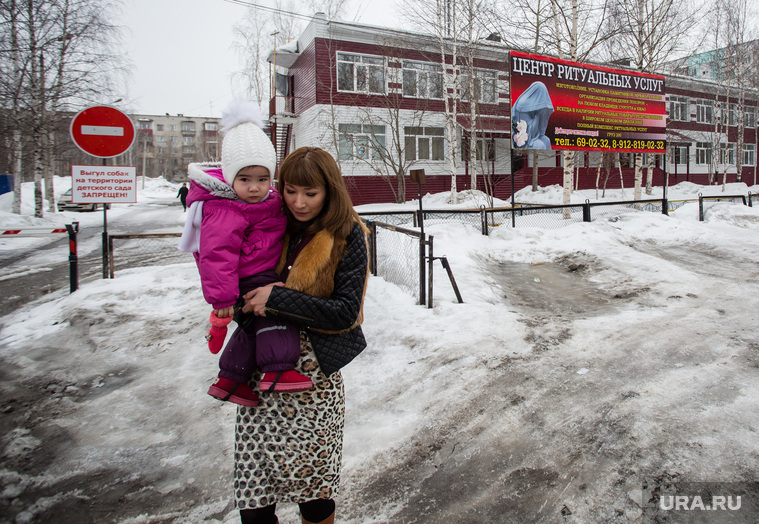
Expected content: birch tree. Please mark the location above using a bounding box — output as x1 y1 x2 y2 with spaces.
489 0 554 191
545 0 617 214
0 0 127 216
603 0 703 198
400 0 465 203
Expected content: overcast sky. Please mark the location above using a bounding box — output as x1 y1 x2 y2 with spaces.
119 0 397 118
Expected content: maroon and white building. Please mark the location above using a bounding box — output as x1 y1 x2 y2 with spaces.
267 14 758 205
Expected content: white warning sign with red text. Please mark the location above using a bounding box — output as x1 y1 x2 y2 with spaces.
71 165 137 204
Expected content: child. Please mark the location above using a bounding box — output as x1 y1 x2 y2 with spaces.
179 100 312 407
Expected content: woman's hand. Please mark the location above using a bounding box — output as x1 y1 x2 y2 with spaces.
242 282 285 316
214 306 234 318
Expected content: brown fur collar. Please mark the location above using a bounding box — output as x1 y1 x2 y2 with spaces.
275 229 343 297
275 221 368 333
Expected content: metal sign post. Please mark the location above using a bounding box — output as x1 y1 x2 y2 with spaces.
70 105 136 278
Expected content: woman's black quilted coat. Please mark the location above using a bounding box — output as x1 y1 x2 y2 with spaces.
264 222 368 376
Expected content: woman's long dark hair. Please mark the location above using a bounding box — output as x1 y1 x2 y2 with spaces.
277 147 359 238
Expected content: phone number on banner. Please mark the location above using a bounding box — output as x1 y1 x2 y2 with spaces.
554 137 666 150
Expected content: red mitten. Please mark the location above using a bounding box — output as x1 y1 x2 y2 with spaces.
206 311 233 354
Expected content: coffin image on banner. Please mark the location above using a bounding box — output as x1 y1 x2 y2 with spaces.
510 51 666 153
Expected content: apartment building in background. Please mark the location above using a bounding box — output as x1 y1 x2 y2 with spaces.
132 113 221 183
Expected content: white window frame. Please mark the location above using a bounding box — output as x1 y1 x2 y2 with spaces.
745 107 756 128
461 137 496 162
744 144 756 166
337 52 385 94
338 123 386 161
696 99 714 124
695 142 712 164
719 142 736 165
668 96 689 122
402 60 444 99
404 127 446 161
671 144 688 165
460 68 498 104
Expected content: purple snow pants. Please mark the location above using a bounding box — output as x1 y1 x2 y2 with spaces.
218 270 300 383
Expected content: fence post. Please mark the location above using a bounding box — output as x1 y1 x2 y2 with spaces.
480 205 488 236
368 221 378 276
700 193 705 220
427 235 434 309
65 222 79 293
749 192 753 207
419 234 426 306
440 257 463 303
661 197 669 216
583 200 591 222
108 235 116 279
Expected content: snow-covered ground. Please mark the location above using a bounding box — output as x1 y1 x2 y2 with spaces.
1 177 759 523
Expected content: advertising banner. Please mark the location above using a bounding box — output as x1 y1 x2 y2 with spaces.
71 165 137 203
510 51 666 153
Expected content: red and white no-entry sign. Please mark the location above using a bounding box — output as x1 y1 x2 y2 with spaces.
70 105 136 158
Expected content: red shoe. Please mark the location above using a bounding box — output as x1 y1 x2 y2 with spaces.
206 312 232 354
207 376 259 407
260 370 313 393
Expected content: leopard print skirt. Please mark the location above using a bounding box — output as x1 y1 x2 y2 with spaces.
233 332 345 509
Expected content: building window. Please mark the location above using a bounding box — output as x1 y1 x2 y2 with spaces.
719 142 735 165
460 69 498 104
695 142 712 164
184 146 196 154
671 145 688 164
182 122 196 133
338 123 386 161
696 99 714 123
745 107 756 128
183 136 194 144
402 61 443 99
156 124 164 131
205 122 218 131
404 127 445 161
156 136 165 142
170 124 178 131
727 104 737 126
744 144 756 166
668 96 689 122
138 121 152 130
337 52 385 94
171 136 179 143
461 137 496 162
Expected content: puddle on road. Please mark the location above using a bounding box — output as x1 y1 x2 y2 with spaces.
487 259 614 317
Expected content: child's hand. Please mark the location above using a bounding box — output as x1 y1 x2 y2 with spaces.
214 307 234 318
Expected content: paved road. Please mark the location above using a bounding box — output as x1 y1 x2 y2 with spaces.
0 199 187 317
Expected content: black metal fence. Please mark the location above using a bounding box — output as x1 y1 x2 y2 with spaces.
104 193 757 308
362 220 427 305
698 193 750 221
108 233 190 278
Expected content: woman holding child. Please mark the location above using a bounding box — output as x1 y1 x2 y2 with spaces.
234 146 370 524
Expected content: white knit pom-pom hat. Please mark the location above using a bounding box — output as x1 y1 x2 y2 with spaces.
220 100 276 186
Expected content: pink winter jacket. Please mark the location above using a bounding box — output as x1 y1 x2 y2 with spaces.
185 164 287 310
